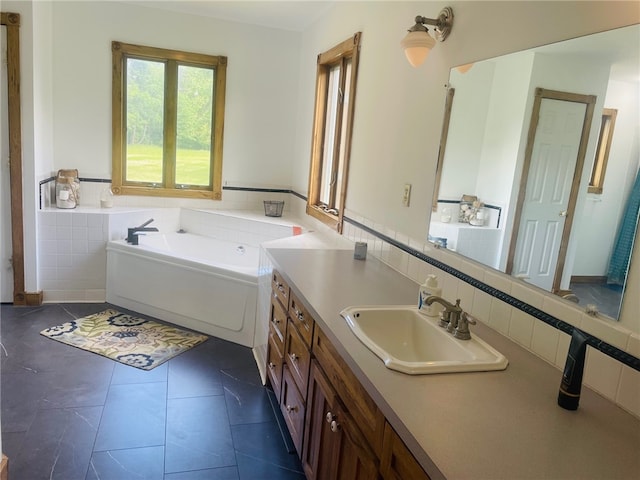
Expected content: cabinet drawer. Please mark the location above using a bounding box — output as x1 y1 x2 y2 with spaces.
289 291 314 347
269 296 287 351
312 326 385 457
267 334 284 401
380 422 431 480
285 319 312 396
271 270 290 309
281 365 306 457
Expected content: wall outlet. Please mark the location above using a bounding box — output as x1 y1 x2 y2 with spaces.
402 183 411 207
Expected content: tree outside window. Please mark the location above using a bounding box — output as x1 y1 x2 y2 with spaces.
112 42 227 199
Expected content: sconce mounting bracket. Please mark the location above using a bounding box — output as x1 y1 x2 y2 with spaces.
415 6 454 42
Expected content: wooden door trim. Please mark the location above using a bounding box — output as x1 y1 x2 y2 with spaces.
506 88 596 293
1 12 26 305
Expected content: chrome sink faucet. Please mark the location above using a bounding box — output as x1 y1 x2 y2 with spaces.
424 296 476 340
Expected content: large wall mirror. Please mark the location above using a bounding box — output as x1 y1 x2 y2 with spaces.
430 24 639 321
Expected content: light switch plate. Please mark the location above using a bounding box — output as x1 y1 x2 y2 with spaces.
402 183 411 207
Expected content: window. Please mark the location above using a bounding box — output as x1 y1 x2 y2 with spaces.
111 41 227 199
588 108 617 194
306 33 361 232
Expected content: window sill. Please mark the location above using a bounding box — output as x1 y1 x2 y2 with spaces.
112 185 221 200
306 204 342 233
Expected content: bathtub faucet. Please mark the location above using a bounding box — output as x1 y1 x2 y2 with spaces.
126 218 159 245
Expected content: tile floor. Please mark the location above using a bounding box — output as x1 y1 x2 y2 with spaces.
1 303 304 480
568 282 623 318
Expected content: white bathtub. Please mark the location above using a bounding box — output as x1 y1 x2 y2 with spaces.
106 232 260 346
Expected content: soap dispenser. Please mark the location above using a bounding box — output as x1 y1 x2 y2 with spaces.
418 275 442 317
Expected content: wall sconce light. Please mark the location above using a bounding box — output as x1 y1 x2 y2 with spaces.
401 7 454 67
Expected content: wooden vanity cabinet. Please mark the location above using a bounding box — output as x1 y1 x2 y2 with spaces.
281 315 313 456
266 270 430 479
311 326 386 457
266 271 290 402
303 360 379 480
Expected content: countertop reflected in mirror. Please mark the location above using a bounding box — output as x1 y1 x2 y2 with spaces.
430 24 640 322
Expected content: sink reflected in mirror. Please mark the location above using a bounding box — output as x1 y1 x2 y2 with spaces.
340 305 508 375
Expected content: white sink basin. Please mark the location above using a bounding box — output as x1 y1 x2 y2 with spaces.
340 305 508 375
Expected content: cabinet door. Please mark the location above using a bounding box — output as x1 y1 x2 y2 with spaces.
380 422 431 480
272 270 290 308
269 295 287 353
303 361 379 480
266 333 284 401
312 326 386 457
289 290 314 347
281 365 306 457
284 318 311 396
303 361 340 480
334 404 379 480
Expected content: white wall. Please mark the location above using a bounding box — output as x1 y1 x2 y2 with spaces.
572 79 640 277
50 1 300 188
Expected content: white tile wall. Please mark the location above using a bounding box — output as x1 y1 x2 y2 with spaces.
37 204 300 304
38 210 109 302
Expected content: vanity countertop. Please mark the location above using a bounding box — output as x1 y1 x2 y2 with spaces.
266 248 640 480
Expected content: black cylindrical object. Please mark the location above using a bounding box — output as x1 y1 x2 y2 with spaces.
558 328 588 410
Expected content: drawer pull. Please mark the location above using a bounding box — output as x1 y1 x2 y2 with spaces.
290 353 299 362
325 411 335 424
330 420 340 433
294 308 304 321
272 318 280 325
268 362 276 370
286 404 298 413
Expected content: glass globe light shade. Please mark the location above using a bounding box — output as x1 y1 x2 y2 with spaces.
401 30 436 67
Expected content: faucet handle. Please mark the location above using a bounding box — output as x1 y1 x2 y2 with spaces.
454 312 477 340
438 310 450 328
464 312 477 325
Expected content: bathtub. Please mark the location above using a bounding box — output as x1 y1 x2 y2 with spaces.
106 232 260 346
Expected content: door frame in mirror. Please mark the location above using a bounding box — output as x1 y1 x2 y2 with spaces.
506 88 597 294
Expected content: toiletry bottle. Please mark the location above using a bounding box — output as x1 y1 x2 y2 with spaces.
418 275 442 317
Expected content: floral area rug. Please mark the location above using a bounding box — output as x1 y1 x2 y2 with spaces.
40 309 208 370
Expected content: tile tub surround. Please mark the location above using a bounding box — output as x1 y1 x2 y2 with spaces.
266 248 640 479
0 303 304 480
37 206 302 303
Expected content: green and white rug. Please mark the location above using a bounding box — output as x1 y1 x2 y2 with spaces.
40 309 208 370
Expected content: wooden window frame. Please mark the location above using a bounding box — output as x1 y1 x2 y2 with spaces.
588 108 617 194
306 33 361 233
111 41 227 199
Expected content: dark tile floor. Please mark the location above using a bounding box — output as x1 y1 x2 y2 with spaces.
1 303 304 480
568 282 623 318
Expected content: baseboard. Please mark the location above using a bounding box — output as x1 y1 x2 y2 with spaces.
12 290 43 306
25 291 44 306
1 453 8 480
570 275 607 284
